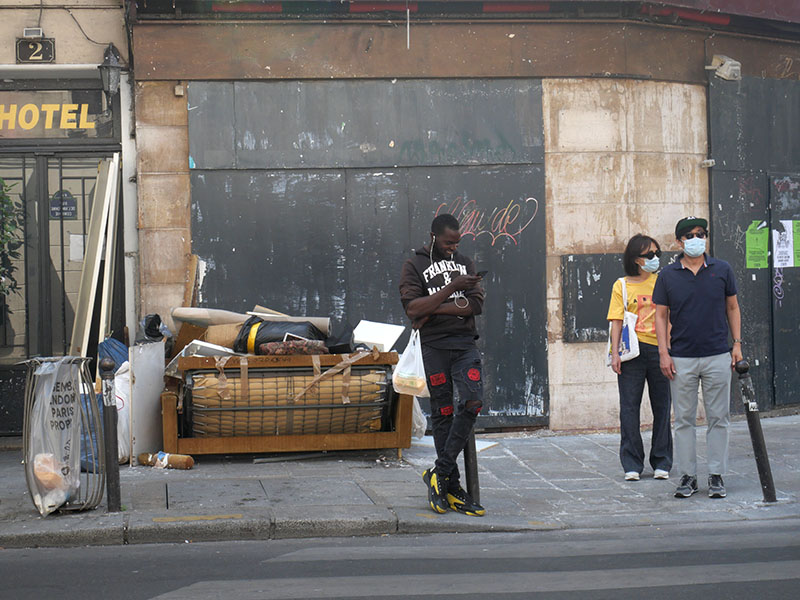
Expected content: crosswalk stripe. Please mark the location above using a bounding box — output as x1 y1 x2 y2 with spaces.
152 559 800 599
264 531 800 563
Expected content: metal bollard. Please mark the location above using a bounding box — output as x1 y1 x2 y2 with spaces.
463 429 480 504
735 360 777 503
99 358 121 512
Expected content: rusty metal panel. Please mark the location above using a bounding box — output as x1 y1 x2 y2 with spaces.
134 21 800 84
706 36 800 80
190 79 542 169
134 22 686 82
639 0 800 24
624 26 708 82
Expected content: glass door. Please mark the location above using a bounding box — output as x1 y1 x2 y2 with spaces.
0 154 110 434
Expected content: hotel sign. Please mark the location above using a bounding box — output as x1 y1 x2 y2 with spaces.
0 90 109 140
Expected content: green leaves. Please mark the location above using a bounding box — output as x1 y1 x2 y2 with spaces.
0 177 24 299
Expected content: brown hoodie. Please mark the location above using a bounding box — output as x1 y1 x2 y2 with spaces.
399 245 484 346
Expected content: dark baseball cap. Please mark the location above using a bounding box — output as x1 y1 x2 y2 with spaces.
675 216 708 239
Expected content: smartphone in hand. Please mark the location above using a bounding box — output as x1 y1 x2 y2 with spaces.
477 270 489 278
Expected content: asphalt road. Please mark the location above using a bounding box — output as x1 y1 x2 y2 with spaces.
3 519 799 599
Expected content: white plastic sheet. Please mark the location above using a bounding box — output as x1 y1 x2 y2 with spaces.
26 358 82 516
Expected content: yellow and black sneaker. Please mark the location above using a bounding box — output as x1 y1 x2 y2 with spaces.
422 468 449 514
446 485 486 517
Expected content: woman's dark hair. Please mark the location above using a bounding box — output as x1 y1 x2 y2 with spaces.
623 234 660 276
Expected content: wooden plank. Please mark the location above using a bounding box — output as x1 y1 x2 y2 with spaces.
161 392 179 454
169 322 207 361
183 254 199 307
178 352 399 371
393 394 413 449
69 158 112 356
174 431 408 455
97 153 121 347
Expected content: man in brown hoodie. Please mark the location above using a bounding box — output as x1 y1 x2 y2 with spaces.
399 213 486 516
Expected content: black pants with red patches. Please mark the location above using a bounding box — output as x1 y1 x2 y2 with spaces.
422 344 483 488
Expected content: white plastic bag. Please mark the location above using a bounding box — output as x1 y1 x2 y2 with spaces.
114 361 131 463
411 396 427 439
606 277 641 366
26 359 82 516
392 329 429 398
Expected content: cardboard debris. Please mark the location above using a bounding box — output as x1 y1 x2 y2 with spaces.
353 320 405 352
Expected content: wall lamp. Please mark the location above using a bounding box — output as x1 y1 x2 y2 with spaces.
98 43 124 106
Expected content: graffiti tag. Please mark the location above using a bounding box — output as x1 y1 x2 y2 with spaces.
773 268 785 308
435 196 539 246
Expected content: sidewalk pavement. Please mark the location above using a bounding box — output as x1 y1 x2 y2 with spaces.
1 414 798 549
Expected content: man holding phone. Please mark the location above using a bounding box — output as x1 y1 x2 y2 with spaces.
399 213 487 516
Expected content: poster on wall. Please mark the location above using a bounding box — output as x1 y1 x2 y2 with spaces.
746 220 769 269
772 219 796 268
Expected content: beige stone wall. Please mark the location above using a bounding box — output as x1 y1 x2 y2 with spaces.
0 1 127 65
543 79 709 431
134 82 191 332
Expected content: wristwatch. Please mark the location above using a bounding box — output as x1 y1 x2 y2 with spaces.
733 339 743 344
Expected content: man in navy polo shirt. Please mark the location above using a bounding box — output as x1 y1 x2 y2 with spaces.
653 217 742 499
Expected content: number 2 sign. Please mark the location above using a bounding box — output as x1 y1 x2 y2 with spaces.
16 38 55 63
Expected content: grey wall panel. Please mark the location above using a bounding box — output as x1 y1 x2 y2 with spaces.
188 78 547 425
344 170 411 327
710 77 800 174
187 82 236 169
769 175 800 407
192 79 544 170
407 165 548 425
709 75 800 411
711 171 772 413
191 170 349 318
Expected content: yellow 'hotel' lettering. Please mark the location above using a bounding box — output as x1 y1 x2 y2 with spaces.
60 104 78 129
41 104 59 128
0 103 96 130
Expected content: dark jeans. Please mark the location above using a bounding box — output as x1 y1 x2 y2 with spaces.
422 344 484 488
617 341 673 474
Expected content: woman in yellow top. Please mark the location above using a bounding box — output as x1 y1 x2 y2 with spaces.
607 234 672 482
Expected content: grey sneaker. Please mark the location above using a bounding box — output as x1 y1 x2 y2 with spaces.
708 474 727 498
674 474 698 498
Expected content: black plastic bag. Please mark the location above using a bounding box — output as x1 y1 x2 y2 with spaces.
233 316 325 354
324 320 355 355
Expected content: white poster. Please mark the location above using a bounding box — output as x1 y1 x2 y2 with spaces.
69 233 85 262
773 220 795 268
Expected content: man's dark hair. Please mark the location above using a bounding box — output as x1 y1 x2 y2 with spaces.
431 213 460 235
623 234 660 277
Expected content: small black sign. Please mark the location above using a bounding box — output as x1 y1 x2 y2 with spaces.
16 38 55 64
50 190 77 220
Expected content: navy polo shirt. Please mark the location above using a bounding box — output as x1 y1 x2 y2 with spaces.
652 253 737 358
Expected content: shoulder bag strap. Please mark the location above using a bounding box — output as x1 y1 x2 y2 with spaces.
620 277 629 308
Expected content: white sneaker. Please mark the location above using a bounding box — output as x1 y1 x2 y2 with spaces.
654 469 670 480
625 471 640 481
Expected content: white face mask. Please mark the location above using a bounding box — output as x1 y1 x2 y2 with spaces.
642 256 661 272
683 237 706 258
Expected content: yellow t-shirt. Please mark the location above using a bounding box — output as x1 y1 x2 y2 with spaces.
606 273 658 346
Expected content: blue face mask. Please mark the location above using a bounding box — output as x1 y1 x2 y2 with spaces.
642 256 661 272
683 237 706 258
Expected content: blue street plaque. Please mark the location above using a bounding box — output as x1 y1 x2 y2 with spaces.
50 190 78 220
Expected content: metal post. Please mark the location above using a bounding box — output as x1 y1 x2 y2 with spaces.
463 429 480 504
735 360 777 503
100 358 121 512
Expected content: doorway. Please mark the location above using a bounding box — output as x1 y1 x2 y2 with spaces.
0 153 112 435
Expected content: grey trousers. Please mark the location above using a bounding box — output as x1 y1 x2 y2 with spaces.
671 353 732 477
